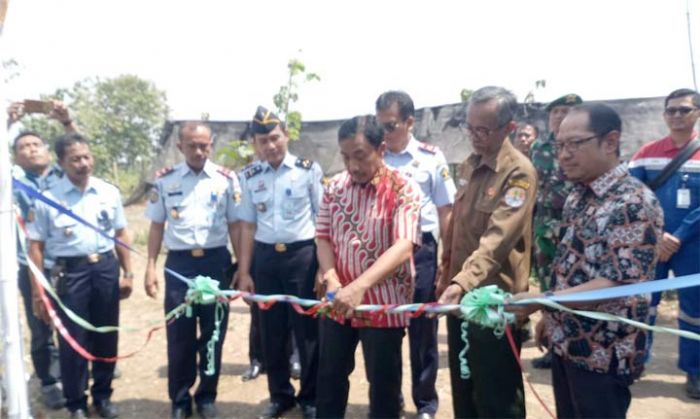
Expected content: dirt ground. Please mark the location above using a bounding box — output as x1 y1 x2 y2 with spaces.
17 203 700 418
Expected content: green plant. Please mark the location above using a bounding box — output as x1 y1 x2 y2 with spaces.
272 58 320 140
215 139 255 170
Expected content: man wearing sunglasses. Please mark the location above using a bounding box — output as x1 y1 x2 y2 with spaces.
628 88 700 399
437 86 536 418
375 91 455 419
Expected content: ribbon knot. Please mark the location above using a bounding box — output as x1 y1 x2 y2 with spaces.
458 285 515 379
183 275 225 376
185 275 223 308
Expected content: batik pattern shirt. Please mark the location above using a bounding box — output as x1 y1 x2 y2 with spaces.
316 165 421 328
544 164 663 377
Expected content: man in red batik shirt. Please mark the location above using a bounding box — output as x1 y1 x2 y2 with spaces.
315 115 422 419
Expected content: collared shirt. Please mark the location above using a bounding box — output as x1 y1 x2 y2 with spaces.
544 164 663 377
531 132 574 220
13 164 63 266
238 153 323 244
27 175 127 257
316 165 422 328
383 136 456 233
145 160 241 251
447 139 537 293
628 132 700 244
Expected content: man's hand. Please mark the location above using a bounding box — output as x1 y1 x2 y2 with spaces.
144 265 159 298
316 269 341 299
435 263 450 299
48 100 72 125
333 280 367 318
658 232 681 263
32 293 51 324
234 272 255 293
119 275 133 300
437 283 464 305
505 292 542 325
7 101 24 126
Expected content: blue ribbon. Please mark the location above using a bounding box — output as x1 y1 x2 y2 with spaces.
14 177 202 292
13 178 135 252
13 176 700 304
536 273 700 304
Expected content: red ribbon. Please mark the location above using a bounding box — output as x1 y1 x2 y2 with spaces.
504 325 556 419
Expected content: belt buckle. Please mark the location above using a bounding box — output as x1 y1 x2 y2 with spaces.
274 243 287 253
87 253 100 264
191 249 205 258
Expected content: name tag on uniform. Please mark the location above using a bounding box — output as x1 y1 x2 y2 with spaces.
677 188 690 209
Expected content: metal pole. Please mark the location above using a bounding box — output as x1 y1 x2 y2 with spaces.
688 0 698 90
0 0 32 417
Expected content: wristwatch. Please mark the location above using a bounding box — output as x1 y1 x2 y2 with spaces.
123 272 135 279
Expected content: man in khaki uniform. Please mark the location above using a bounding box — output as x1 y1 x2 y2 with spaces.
437 86 537 418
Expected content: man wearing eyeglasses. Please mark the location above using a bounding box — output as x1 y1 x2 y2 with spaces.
528 93 582 370
375 90 455 419
628 88 700 399
507 102 663 418
437 86 536 418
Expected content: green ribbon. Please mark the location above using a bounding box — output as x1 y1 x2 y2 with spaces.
457 285 515 379
184 275 225 376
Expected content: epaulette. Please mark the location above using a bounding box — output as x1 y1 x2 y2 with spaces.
241 161 257 172
217 168 233 179
155 166 175 178
295 158 313 170
244 164 263 179
418 143 438 154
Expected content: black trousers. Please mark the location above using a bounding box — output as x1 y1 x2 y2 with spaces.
551 353 632 419
18 264 60 386
253 240 318 407
446 316 525 418
164 247 232 410
248 303 300 368
409 233 440 414
249 304 265 365
56 253 120 412
316 319 405 419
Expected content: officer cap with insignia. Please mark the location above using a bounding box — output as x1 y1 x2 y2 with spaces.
545 93 583 112
252 106 285 135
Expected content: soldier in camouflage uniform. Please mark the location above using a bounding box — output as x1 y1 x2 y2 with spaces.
529 93 582 369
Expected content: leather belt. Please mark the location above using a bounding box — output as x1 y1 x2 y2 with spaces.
255 239 315 253
169 247 226 258
56 251 114 268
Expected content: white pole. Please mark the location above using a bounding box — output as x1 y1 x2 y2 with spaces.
0 0 32 417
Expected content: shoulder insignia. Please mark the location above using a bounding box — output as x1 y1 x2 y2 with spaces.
241 161 256 172
155 166 174 178
508 178 531 190
504 186 527 208
418 142 438 154
440 166 451 180
418 141 438 154
217 168 233 179
295 158 313 170
244 164 263 179
149 190 159 203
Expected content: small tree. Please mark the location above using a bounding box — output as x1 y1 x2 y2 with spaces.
217 57 320 169
22 75 169 185
460 88 474 103
272 58 320 140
